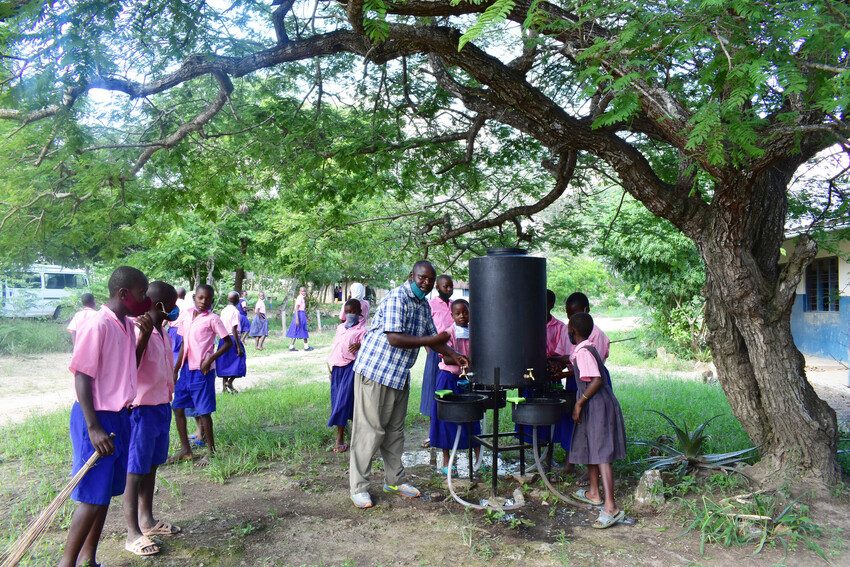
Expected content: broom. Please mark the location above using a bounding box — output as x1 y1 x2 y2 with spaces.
0 446 105 567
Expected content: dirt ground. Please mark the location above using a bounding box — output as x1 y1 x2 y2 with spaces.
4 419 847 567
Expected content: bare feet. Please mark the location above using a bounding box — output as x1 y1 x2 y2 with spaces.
166 451 193 465
195 455 210 467
333 443 349 453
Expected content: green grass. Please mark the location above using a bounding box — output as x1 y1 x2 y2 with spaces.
0 318 72 356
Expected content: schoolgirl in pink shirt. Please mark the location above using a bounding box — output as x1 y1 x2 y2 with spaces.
62 267 156 566
429 299 480 473
327 299 367 453
217 291 247 394
124 282 182 555
171 284 232 466
419 275 455 440
287 287 312 351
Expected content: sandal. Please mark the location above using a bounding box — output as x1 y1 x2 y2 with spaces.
142 520 182 536
592 509 625 529
125 535 160 556
333 443 349 453
573 488 603 507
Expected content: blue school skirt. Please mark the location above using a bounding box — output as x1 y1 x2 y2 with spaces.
215 337 246 377
429 370 481 450
327 362 355 427
249 315 268 337
419 349 440 418
239 313 250 334
286 310 309 339
167 326 182 365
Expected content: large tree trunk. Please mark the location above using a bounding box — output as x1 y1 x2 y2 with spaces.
234 238 248 291
698 166 840 489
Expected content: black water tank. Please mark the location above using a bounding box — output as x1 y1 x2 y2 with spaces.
469 248 547 387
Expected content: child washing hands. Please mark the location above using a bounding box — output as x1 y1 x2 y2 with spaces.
568 312 626 529
429 299 481 475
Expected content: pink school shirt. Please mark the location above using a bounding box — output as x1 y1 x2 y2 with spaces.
220 304 240 333
338 299 370 322
328 320 367 367
294 295 305 312
68 305 137 412
546 316 570 357
255 299 266 315
438 325 471 374
67 307 98 333
559 324 611 361
132 325 174 407
570 340 602 383
429 297 454 334
178 309 230 371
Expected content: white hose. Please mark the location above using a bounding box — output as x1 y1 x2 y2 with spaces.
447 426 523 511
532 426 583 508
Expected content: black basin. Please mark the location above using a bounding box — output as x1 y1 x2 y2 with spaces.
474 388 507 410
436 393 487 424
512 397 567 426
549 390 577 411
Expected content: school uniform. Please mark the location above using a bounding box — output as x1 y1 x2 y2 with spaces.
216 304 246 378
419 296 453 418
172 309 229 416
327 318 367 427
249 299 269 337
66 307 98 337
67 306 136 506
429 325 480 450
237 298 251 334
128 324 174 475
568 340 626 465
286 295 309 339
167 298 194 364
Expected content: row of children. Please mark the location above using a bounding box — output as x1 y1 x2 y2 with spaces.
61 267 259 565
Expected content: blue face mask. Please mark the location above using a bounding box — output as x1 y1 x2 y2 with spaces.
410 281 427 300
160 303 180 322
454 324 470 339
344 313 359 328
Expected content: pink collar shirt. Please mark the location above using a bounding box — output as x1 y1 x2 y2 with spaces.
328 320 367 367
428 296 454 334
546 316 571 357
220 304 240 334
438 325 471 374
133 325 174 407
294 295 305 312
67 307 98 333
178 309 230 371
255 299 267 315
557 323 610 361
570 339 604 382
171 297 195 328
68 305 137 412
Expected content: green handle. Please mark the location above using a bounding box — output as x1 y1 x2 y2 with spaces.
506 396 526 404
435 389 453 399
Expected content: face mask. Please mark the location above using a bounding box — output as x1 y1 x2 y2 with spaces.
123 291 152 317
438 290 452 301
344 313 359 328
159 303 180 322
410 281 427 300
454 324 470 339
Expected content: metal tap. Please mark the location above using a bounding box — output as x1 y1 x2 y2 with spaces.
523 368 536 381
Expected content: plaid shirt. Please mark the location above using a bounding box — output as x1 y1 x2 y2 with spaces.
353 280 438 390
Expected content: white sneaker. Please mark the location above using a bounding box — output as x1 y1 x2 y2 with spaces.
351 492 374 509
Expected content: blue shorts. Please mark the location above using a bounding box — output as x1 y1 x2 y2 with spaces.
172 364 216 415
70 403 131 506
128 403 171 475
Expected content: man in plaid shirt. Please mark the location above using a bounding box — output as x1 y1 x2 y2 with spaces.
349 261 469 509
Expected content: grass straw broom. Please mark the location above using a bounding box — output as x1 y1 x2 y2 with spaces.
0 448 104 567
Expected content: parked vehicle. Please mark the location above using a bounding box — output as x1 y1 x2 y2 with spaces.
1 265 90 318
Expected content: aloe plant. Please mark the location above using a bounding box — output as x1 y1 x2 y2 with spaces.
633 410 757 478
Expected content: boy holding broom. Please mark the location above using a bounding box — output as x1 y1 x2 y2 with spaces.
61 266 159 567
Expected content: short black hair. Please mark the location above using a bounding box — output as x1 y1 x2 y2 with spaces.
176 287 186 298
546 289 556 309
80 293 95 308
147 281 177 307
569 312 594 339
227 291 239 303
436 274 453 285
195 284 215 297
566 292 590 311
412 260 436 276
344 298 362 314
107 266 148 297
451 298 469 310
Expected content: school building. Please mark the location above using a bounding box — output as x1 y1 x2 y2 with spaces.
783 230 850 366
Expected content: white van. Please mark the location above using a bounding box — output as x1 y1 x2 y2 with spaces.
1 264 90 318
